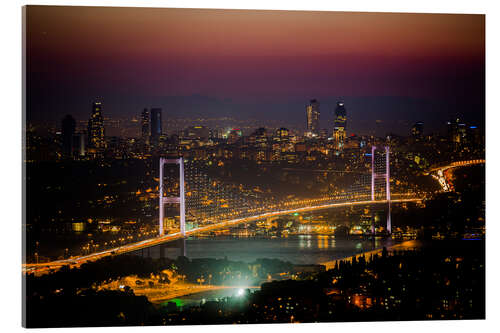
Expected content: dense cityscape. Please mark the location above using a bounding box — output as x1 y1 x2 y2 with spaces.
24 96 485 326
23 6 485 328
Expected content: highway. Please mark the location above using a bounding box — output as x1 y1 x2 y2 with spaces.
23 197 422 275
426 159 484 191
427 159 485 174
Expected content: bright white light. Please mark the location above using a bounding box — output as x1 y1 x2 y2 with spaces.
237 288 244 296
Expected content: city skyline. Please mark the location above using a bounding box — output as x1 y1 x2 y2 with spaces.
31 96 484 141
26 6 484 136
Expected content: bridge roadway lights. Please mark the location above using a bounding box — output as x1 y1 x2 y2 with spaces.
371 146 391 234
21 197 422 275
159 157 186 237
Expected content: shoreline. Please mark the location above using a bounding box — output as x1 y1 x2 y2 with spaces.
320 239 422 270
151 240 422 303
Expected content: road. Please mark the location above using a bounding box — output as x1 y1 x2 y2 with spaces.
145 285 260 304
426 159 484 191
23 197 422 275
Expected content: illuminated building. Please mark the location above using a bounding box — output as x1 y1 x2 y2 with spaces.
61 114 75 157
276 127 289 140
141 108 150 145
458 123 467 142
73 132 86 157
150 108 162 146
209 128 224 140
306 99 320 136
250 127 267 147
87 101 106 153
227 128 243 145
411 122 424 140
447 117 467 144
467 125 481 147
333 101 347 149
184 126 210 141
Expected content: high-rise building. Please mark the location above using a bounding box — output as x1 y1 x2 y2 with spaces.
275 128 289 141
61 114 76 157
150 108 162 146
141 108 150 144
306 99 320 136
227 128 243 145
209 128 224 140
250 127 267 147
73 132 86 157
87 102 106 152
411 122 424 140
447 117 466 144
333 101 347 149
467 125 481 147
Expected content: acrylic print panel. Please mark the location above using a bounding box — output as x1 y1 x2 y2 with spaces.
22 5 485 327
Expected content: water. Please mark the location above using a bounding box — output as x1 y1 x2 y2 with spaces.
137 235 397 309
136 235 397 265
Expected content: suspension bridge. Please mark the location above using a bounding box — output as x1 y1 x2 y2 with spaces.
25 146 426 274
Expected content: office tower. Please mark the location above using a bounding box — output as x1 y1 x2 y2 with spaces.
306 99 320 136
209 128 223 140
141 108 150 144
275 127 289 142
61 114 76 157
227 128 243 145
447 117 466 144
150 108 162 146
87 101 106 152
333 101 347 149
252 127 267 147
73 132 86 157
411 122 424 140
467 125 481 147
458 122 467 142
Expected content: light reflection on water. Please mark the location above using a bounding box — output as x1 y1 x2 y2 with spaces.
136 235 396 265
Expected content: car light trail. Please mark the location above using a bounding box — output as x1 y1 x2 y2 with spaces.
22 197 422 275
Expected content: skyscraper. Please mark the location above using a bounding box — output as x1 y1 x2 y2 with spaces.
141 108 150 145
73 132 86 157
87 102 106 152
447 117 467 144
250 127 267 147
306 99 320 136
61 114 76 157
275 128 289 142
333 101 347 149
150 108 162 146
227 128 243 145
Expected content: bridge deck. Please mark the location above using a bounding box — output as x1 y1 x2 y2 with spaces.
23 197 422 275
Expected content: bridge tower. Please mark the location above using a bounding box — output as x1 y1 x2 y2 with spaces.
371 146 391 234
159 157 186 237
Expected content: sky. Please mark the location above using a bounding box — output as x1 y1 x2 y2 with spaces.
26 6 485 135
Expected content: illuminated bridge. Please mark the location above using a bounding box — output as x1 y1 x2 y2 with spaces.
24 146 423 274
